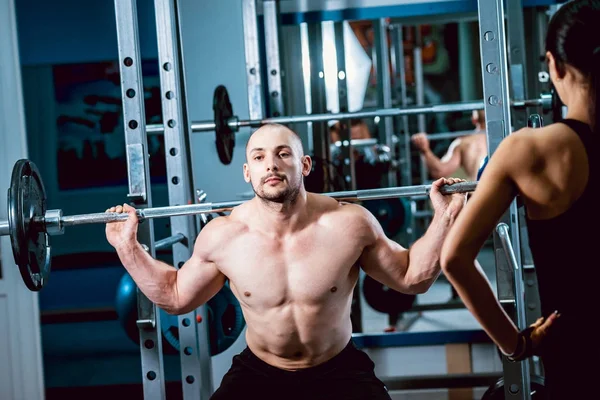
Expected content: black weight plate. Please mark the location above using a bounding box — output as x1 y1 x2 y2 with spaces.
213 85 235 165
364 198 410 237
207 284 246 356
158 283 246 356
481 375 546 399
8 159 51 291
362 275 416 314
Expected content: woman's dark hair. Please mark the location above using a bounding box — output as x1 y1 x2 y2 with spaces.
546 0 600 130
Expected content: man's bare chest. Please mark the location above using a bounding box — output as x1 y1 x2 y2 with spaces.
216 230 363 307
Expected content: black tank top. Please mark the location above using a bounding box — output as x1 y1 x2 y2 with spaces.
525 119 598 321
524 119 598 396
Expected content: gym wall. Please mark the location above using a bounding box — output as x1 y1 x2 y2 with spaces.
17 0 259 257
18 0 166 257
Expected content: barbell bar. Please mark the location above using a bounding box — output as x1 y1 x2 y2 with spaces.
333 138 378 148
0 220 8 236
1 159 478 291
146 96 550 135
426 129 482 141
425 113 545 142
422 113 544 142
9 183 478 230
147 85 552 165
155 233 186 251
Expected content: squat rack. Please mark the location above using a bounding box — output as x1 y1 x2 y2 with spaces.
115 0 212 398
112 0 543 399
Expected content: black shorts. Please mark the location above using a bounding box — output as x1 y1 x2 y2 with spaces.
210 340 391 400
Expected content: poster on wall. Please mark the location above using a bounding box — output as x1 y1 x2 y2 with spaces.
53 60 166 190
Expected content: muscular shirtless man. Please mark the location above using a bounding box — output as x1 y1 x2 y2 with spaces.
105 123 467 399
411 110 488 181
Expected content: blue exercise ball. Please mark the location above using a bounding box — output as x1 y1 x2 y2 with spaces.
115 272 178 354
115 272 245 356
115 272 140 346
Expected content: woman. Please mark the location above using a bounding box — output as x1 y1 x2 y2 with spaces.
440 1 599 398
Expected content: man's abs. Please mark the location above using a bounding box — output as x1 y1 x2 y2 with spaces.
243 300 355 370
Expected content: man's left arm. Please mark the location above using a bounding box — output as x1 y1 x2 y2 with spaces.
358 179 465 295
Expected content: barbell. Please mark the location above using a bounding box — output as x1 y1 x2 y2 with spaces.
1 159 478 292
147 85 554 164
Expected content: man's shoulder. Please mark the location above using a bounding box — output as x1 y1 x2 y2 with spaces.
462 132 486 145
474 132 487 141
309 193 373 226
193 214 247 257
310 192 363 214
200 210 248 239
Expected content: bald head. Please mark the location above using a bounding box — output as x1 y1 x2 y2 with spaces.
245 123 304 161
243 123 311 204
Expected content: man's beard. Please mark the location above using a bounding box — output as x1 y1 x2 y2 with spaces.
252 174 301 204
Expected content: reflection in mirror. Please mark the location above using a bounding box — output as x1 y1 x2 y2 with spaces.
282 15 493 335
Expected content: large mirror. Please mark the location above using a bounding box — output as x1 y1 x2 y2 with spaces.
276 11 499 336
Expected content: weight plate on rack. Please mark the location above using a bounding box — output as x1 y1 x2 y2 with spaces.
213 85 235 165
8 159 51 291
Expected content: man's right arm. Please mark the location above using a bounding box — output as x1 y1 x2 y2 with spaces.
423 139 463 179
412 133 463 179
115 217 227 315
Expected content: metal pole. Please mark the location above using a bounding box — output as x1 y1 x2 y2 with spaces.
506 0 529 130
153 0 212 397
413 26 429 190
263 0 285 117
508 5 544 360
530 8 551 104
332 138 377 148
496 223 528 330
334 21 356 192
252 101 489 125
374 18 396 187
300 23 314 154
113 1 166 399
414 27 426 134
477 0 531 397
242 0 265 121
0 220 8 236
326 181 477 200
426 129 481 141
390 24 412 186
146 97 549 134
390 23 415 244
155 233 186 250
306 22 331 192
